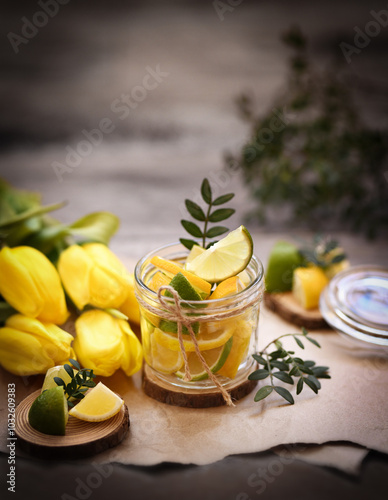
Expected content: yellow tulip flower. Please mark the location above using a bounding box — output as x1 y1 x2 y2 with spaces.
58 244 131 311
0 314 75 376
119 273 140 325
74 309 143 377
0 246 69 324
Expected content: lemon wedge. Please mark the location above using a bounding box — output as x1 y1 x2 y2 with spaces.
217 320 251 379
150 332 184 374
176 337 233 381
185 226 253 283
292 266 329 310
68 382 123 422
153 324 234 352
209 276 245 300
150 255 211 297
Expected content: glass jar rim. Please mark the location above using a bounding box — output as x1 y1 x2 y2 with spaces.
134 241 264 306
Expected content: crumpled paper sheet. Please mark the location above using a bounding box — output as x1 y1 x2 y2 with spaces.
2 304 386 473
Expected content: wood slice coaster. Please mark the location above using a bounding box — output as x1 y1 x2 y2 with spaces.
15 390 129 460
264 291 328 330
143 364 257 408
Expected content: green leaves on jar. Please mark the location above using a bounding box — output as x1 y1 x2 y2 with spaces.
180 178 235 249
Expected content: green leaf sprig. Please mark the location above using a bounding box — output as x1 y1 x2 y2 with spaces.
298 234 347 270
249 327 330 405
54 358 96 409
180 178 235 250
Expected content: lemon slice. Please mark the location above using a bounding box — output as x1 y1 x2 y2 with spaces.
217 320 251 379
185 226 253 283
176 337 233 381
292 266 329 310
153 324 234 352
69 382 124 422
150 255 211 298
28 386 68 436
209 276 245 300
150 332 184 374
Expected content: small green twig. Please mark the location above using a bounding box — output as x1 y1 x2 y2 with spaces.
249 327 330 405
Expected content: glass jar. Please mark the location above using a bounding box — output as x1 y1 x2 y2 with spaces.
134 242 264 391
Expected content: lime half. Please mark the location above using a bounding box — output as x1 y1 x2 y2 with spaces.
186 226 253 283
28 386 68 436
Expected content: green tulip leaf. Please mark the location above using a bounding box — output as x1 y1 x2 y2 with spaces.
0 202 66 230
68 212 120 245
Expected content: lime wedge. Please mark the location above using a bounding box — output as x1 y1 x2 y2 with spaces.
28 386 68 435
176 336 233 381
159 272 202 335
185 226 254 283
265 241 303 292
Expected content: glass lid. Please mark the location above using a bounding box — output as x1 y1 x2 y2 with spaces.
320 265 388 347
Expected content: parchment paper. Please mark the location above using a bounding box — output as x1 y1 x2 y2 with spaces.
2 304 387 472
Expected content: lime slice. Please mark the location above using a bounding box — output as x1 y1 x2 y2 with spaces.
292 266 329 309
150 332 184 374
28 386 68 435
42 365 78 393
217 320 251 379
185 226 254 283
150 255 211 298
184 245 205 267
153 324 234 352
69 382 123 422
265 241 303 292
209 276 245 300
176 336 233 381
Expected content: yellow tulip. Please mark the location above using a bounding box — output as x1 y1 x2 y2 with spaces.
74 309 143 377
119 273 140 325
0 314 75 376
58 244 130 311
0 246 69 324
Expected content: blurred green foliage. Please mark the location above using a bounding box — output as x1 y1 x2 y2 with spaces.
0 179 119 262
227 27 388 238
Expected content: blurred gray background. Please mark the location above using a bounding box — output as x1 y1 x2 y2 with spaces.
0 0 387 263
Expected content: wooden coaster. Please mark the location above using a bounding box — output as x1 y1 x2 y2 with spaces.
15 390 130 460
264 291 328 330
143 364 257 408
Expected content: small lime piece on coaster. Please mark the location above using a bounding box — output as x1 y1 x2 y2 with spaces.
265 241 303 292
28 386 68 436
